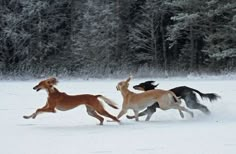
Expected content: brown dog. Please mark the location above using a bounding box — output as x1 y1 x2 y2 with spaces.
23 77 120 125
116 76 193 121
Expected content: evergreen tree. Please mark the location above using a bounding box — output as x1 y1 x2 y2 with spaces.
71 0 119 76
203 0 236 71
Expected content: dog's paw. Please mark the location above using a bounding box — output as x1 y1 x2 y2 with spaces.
126 115 135 119
23 115 30 119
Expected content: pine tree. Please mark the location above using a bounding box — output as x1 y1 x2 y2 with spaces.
167 0 211 72
71 0 119 76
203 0 236 71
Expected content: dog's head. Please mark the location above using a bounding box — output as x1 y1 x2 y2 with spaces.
133 81 159 91
116 76 132 91
33 77 58 92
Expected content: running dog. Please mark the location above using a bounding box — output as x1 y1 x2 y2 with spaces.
23 77 120 125
127 81 220 121
116 76 193 121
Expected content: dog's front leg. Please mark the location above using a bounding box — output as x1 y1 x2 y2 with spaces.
23 102 49 119
32 107 56 119
23 113 37 119
133 110 139 121
23 107 56 119
117 109 127 119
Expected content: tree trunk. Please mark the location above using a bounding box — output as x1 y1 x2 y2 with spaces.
151 12 157 65
160 13 168 76
190 24 195 71
115 0 119 58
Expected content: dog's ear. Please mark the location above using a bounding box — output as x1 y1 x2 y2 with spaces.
154 83 159 88
126 76 132 83
48 77 58 85
145 81 155 85
146 81 159 87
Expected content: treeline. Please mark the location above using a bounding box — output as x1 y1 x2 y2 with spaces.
0 0 236 78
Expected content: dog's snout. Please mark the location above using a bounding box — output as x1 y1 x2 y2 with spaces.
133 86 145 91
133 85 140 90
33 85 41 91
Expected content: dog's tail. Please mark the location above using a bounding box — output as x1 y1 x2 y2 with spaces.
189 88 221 102
96 95 119 109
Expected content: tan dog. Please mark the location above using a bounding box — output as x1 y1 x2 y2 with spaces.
116 76 194 121
23 77 120 125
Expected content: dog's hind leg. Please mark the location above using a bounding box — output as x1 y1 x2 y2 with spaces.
180 106 194 118
86 106 104 125
191 102 210 114
178 109 184 118
184 92 210 114
172 104 194 118
96 107 120 123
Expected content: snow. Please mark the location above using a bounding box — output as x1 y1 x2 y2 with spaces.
1 78 236 154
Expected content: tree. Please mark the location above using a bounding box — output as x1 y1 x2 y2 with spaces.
0 0 72 76
71 0 119 76
128 0 173 75
167 0 211 72
203 0 236 71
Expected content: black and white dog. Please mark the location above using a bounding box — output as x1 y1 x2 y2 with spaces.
126 81 220 121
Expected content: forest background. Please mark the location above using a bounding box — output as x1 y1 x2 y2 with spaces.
0 0 236 78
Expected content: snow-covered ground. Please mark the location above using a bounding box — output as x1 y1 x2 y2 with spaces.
1 78 236 154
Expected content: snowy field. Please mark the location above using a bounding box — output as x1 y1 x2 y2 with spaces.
1 77 236 154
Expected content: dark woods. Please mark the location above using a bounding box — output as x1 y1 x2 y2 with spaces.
0 0 236 78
